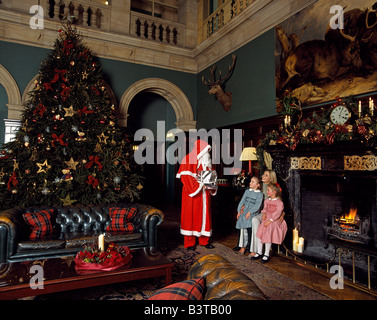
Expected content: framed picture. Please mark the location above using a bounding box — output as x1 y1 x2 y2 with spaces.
275 0 377 106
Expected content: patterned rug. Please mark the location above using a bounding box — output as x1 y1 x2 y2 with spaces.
194 243 331 300
31 225 331 300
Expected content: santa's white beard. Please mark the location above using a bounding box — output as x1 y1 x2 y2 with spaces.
198 152 212 170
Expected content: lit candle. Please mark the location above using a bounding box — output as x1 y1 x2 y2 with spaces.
359 101 362 116
293 228 298 243
293 228 299 252
98 234 105 252
298 237 304 253
372 100 374 116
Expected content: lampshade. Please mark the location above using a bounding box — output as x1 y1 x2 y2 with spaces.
240 147 258 161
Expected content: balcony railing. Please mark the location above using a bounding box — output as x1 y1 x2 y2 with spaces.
45 0 111 31
130 11 185 47
204 0 254 39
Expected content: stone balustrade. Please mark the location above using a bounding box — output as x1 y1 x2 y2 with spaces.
203 0 253 39
130 11 185 47
46 0 112 31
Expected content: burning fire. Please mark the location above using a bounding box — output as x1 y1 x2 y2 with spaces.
342 207 359 222
338 207 360 232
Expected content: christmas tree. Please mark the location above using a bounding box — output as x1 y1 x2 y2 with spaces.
0 22 144 210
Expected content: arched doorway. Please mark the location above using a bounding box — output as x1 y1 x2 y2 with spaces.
120 79 195 217
119 78 196 131
0 64 22 120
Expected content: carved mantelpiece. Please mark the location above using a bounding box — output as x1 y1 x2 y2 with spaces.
264 142 377 231
266 142 377 178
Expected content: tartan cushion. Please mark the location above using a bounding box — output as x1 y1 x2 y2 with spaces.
106 207 137 232
22 209 54 240
148 278 205 300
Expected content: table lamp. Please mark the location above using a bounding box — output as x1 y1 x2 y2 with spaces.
240 147 258 175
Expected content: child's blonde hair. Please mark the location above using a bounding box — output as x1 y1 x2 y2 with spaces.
251 176 262 190
267 182 282 199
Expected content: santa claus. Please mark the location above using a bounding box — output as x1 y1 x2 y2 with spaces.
176 139 217 250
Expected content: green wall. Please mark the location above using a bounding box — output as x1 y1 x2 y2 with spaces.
196 29 276 129
0 41 48 145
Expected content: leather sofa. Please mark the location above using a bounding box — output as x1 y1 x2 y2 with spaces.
0 203 164 263
187 254 267 300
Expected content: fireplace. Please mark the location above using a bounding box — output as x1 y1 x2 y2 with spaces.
299 174 376 256
328 207 371 245
266 143 377 289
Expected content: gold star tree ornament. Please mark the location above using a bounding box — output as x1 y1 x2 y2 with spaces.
65 157 79 170
60 194 77 206
37 160 52 173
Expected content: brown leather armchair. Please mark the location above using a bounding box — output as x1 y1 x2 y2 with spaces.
187 254 267 300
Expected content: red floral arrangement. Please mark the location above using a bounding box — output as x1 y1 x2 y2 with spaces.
74 243 132 274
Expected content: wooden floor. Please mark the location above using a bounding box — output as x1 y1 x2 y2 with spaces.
215 231 377 300
161 204 377 300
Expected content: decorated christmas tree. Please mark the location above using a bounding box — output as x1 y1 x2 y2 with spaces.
0 23 144 210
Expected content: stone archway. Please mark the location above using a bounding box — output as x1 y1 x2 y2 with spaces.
0 64 22 119
22 75 38 105
119 78 196 131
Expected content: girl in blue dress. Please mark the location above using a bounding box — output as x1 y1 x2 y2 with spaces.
235 176 264 255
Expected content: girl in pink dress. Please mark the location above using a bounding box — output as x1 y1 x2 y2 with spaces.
253 183 287 263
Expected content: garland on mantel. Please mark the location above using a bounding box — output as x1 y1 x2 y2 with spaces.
257 91 377 170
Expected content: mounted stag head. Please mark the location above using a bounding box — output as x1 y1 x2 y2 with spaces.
202 54 237 112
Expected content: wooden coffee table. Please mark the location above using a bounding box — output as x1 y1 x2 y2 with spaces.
0 248 173 300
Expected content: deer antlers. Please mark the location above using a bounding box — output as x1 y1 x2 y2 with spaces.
202 54 237 112
202 54 237 86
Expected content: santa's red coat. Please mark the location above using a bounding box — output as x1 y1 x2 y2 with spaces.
176 140 215 238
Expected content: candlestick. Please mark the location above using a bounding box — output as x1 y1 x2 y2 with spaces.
98 234 105 252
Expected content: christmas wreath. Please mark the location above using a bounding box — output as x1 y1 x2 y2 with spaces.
74 243 132 274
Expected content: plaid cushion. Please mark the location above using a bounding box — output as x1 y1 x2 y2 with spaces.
22 209 54 240
148 278 205 300
106 207 137 232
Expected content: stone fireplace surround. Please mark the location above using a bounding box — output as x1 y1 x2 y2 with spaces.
266 142 377 288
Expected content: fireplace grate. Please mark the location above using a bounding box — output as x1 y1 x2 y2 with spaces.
328 210 371 245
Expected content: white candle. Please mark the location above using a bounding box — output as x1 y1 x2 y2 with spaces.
292 228 299 252
370 100 374 116
293 228 298 243
98 234 105 252
293 228 298 242
298 237 304 253
359 101 362 115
